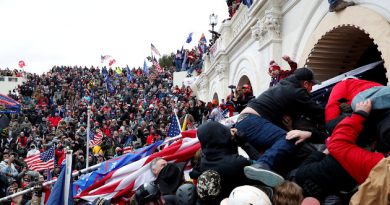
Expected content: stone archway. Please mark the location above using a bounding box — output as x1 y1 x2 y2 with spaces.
305 25 387 84
299 6 390 84
237 75 252 89
212 92 219 104
230 57 265 96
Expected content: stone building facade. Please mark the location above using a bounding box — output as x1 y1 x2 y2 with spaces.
193 0 390 102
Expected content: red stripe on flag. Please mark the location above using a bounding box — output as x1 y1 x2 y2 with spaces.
76 138 200 202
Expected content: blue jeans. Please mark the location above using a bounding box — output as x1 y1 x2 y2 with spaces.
235 114 295 169
187 65 195 75
328 0 339 7
175 59 182 72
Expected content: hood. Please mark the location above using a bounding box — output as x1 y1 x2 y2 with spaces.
197 121 235 156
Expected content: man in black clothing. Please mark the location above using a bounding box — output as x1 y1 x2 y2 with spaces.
293 150 356 201
190 121 253 203
235 68 324 187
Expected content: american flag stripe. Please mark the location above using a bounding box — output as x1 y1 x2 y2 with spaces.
122 147 133 154
29 160 55 172
152 60 163 72
76 136 199 202
89 130 103 147
151 43 161 56
24 147 55 172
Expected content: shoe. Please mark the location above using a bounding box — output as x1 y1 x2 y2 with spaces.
329 0 355 12
244 163 284 187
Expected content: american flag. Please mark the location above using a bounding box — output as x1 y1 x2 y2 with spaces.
152 60 163 73
24 146 55 172
150 43 161 57
75 135 199 202
89 130 103 147
167 113 181 138
100 55 111 63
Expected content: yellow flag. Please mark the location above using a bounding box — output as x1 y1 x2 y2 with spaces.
181 114 188 131
115 67 122 75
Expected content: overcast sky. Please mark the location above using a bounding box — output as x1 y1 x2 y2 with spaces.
0 0 229 74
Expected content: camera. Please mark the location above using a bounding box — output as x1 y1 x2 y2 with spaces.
228 85 236 89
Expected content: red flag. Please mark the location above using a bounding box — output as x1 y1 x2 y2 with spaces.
109 59 116 66
18 60 26 68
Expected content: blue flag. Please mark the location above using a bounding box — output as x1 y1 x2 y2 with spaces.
102 66 109 79
126 65 133 82
46 165 73 205
105 77 115 95
143 60 149 75
72 140 163 196
186 32 193 43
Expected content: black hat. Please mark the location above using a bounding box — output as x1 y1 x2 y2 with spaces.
156 162 186 194
294 68 320 84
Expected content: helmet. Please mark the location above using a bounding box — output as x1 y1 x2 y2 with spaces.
176 183 197 205
197 170 221 200
220 185 271 205
135 182 161 204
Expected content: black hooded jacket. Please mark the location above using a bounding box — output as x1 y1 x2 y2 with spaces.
247 76 324 128
190 121 251 201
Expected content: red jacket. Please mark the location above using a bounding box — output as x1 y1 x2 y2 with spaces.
48 116 62 128
17 136 28 147
327 113 384 184
55 149 66 166
102 127 111 137
325 79 381 122
146 134 159 145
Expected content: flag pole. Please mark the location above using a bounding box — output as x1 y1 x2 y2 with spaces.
64 149 73 205
174 111 182 131
0 162 102 202
86 106 91 169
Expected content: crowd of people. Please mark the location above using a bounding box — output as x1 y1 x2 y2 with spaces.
0 63 389 205
174 47 205 77
0 63 255 204
131 67 389 205
2 1 388 204
2 59 388 205
0 68 25 77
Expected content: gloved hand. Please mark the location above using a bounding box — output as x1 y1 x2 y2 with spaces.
339 103 352 114
33 182 43 197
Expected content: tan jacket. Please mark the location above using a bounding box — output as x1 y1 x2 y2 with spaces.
350 157 390 205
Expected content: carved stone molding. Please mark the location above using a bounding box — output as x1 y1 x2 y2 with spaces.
251 8 282 46
199 75 209 90
215 61 229 82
